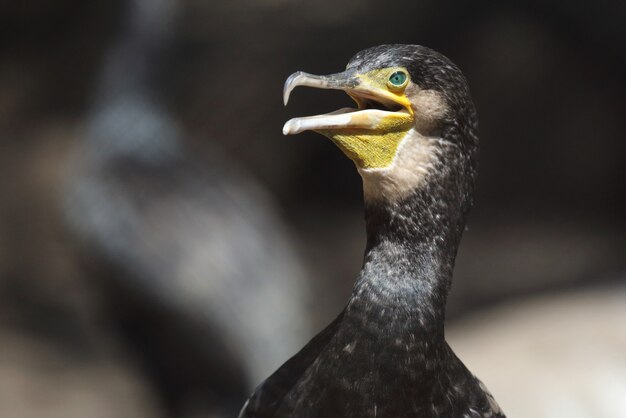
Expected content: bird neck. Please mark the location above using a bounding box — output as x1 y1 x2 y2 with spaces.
95 0 178 104
350 134 477 341
84 0 182 165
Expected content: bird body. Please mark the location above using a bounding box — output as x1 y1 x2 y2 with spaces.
241 45 504 417
65 0 311 415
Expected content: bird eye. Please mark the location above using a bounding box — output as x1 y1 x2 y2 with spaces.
387 71 408 89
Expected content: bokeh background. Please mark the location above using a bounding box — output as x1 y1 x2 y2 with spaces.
0 0 624 417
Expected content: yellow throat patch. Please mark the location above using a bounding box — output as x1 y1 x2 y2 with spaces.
283 66 416 169
319 112 413 169
320 68 414 169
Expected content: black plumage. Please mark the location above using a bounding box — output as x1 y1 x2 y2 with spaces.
240 45 504 417
64 0 311 416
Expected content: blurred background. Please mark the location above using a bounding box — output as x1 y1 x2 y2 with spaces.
0 0 624 417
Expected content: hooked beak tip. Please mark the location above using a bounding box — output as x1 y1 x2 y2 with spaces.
283 71 305 107
283 70 358 108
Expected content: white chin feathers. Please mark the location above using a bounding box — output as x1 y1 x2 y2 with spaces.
359 130 439 202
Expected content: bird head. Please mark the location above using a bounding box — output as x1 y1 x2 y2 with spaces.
283 44 478 202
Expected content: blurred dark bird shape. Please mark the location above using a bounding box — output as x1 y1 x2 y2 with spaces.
64 0 311 416
241 45 504 417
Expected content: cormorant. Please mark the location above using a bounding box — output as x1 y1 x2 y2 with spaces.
240 45 504 417
64 0 311 415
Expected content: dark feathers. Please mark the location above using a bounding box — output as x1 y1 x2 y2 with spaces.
240 45 504 418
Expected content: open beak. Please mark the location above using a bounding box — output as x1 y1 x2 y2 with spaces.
282 70 413 136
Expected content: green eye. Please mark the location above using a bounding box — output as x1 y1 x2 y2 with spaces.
388 71 408 87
